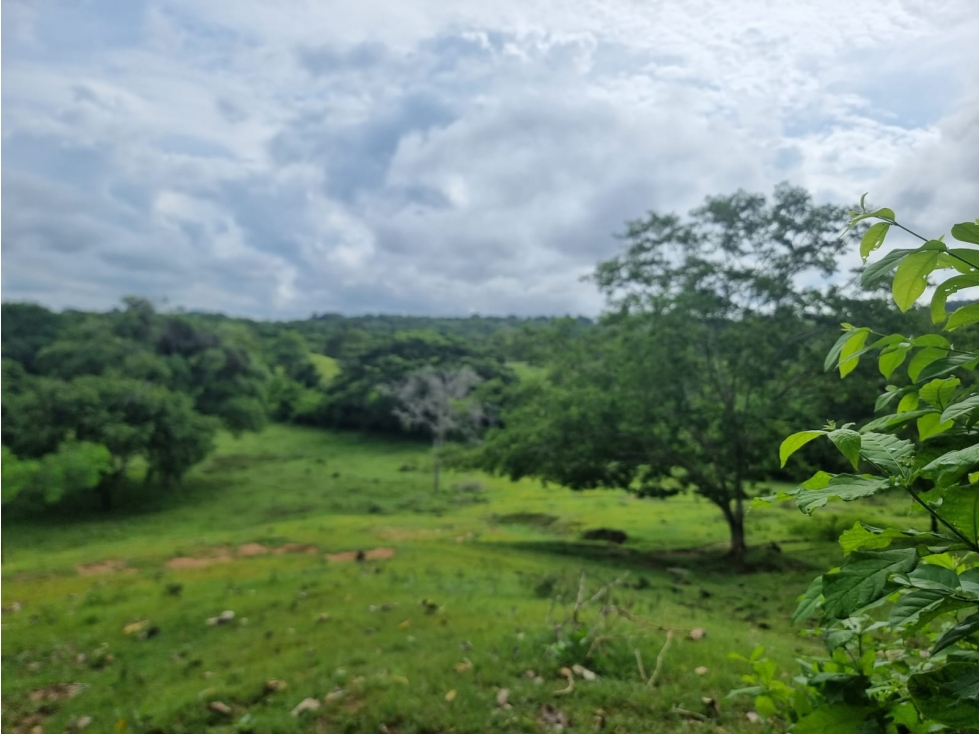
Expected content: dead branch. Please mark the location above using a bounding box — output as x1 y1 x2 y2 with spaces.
647 629 674 688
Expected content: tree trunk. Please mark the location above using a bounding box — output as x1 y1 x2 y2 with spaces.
722 501 747 561
98 482 113 512
432 438 442 494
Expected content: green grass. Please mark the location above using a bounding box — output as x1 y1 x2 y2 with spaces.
1 425 930 733
310 355 341 383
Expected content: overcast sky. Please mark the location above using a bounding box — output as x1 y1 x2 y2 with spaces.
2 0 977 318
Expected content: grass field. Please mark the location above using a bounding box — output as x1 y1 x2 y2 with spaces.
1 425 930 733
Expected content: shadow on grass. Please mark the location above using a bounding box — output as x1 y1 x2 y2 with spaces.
501 539 819 575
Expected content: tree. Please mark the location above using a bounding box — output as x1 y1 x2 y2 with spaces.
2 374 217 509
386 367 484 492
483 185 854 558
317 331 512 434
736 203 979 729
2 442 114 509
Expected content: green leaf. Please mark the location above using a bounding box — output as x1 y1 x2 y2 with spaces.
860 222 890 263
875 387 905 413
796 474 889 515
948 247 979 270
861 248 916 288
947 303 979 331
878 346 911 379
890 588 956 628
839 523 905 555
822 548 918 619
937 483 979 546
912 334 951 348
941 394 979 424
858 432 914 476
779 430 826 468
952 222 979 245
754 695 777 718
839 329 870 378
908 663 979 728
919 377 960 409
793 576 824 624
861 409 933 433
897 391 920 414
922 449 979 488
894 248 942 312
908 347 949 382
931 274 979 323
917 412 954 441
794 705 874 733
827 429 861 470
824 329 858 372
933 611 979 654
916 353 979 382
868 207 895 220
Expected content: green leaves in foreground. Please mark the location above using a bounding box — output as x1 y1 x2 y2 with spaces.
821 548 918 620
908 663 979 729
794 473 889 515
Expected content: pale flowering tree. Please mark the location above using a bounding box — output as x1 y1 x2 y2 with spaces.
385 367 484 492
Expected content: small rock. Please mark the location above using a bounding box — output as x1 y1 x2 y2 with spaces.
27 661 40 671
571 664 596 681
444 689 457 702
695 666 709 675
496 688 511 709
538 703 570 729
325 688 345 702
316 613 331 623
291 697 320 716
208 701 232 716
523 669 536 678
746 711 760 723
265 679 288 693
207 610 235 626
688 627 706 640
74 715 93 730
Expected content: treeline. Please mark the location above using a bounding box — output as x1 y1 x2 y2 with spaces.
0 300 565 512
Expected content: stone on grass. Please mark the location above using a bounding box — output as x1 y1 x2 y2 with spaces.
291 698 320 716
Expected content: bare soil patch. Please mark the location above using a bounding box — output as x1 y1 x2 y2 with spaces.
326 547 395 562
75 559 133 576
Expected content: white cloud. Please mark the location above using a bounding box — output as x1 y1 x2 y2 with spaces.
2 0 977 317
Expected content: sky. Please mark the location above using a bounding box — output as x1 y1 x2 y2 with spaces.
2 0 977 318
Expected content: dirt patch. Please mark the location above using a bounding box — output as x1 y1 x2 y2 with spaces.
273 542 318 555
29 683 83 702
166 542 317 569
76 559 133 576
373 527 444 541
326 547 396 562
166 548 233 569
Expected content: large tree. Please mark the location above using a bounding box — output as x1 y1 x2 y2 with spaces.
482 184 857 558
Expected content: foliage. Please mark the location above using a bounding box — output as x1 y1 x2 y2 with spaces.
2 442 114 507
310 331 513 435
483 185 861 558
2 372 218 509
739 202 979 730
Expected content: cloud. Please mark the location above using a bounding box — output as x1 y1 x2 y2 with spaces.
2 0 977 317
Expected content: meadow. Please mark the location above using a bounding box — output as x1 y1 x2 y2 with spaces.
1 424 930 733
